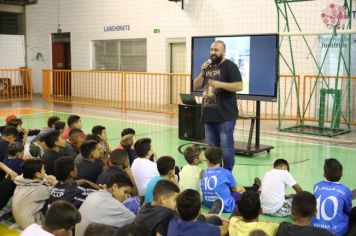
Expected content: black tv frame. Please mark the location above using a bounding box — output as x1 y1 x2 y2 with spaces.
191 33 279 102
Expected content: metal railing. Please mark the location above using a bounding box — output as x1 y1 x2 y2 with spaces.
42 70 191 115
0 68 32 101
42 70 356 125
302 75 356 125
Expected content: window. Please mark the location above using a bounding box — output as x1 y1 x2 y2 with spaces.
92 39 147 72
0 11 24 35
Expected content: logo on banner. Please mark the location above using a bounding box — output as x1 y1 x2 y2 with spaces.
321 3 348 30
319 36 348 48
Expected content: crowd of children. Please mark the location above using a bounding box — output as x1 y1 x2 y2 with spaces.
0 114 355 236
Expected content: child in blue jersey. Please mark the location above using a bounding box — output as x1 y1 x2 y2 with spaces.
145 156 177 203
311 158 352 236
202 147 245 213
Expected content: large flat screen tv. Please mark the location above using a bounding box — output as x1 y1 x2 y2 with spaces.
191 34 279 101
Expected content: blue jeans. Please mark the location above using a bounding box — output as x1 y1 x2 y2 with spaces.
204 120 236 171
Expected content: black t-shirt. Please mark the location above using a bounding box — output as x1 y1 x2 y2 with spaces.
0 139 10 181
76 158 103 183
0 139 9 162
41 150 62 175
201 59 242 123
96 166 125 185
47 181 94 208
135 203 177 236
59 141 79 158
276 222 335 236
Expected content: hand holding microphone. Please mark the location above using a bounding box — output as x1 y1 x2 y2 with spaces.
201 59 211 72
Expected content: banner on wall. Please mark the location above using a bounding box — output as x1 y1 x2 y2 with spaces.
315 2 356 119
318 2 355 76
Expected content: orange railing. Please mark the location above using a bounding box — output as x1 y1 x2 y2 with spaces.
42 70 356 125
238 75 300 122
42 70 191 115
0 68 32 101
43 70 126 109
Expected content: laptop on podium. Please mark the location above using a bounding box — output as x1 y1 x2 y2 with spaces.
179 93 198 105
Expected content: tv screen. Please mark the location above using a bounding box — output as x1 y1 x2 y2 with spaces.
191 34 279 101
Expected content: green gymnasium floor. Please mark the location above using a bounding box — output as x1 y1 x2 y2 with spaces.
1 110 356 234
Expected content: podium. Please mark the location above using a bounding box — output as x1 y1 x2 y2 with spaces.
178 101 273 156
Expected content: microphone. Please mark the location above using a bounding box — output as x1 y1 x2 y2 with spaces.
202 59 211 77
203 59 211 71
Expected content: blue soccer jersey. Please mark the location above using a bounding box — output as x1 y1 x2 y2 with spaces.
202 167 237 213
311 180 352 236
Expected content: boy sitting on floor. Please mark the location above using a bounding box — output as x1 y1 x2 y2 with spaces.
0 142 25 210
277 191 334 236
202 147 246 213
0 126 18 166
96 149 138 197
75 172 136 236
61 115 86 140
311 158 352 236
47 156 98 208
41 131 66 175
131 138 159 197
76 140 103 183
179 144 204 195
229 191 279 236
13 159 56 229
135 179 179 236
117 134 137 166
92 125 111 163
60 128 84 158
21 200 81 236
260 159 303 217
3 142 25 175
168 189 229 236
145 155 178 203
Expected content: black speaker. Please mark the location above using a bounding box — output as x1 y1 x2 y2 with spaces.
178 104 205 141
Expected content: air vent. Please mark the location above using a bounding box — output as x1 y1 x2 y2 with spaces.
0 0 38 5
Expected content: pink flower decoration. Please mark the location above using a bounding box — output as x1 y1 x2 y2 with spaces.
321 3 348 28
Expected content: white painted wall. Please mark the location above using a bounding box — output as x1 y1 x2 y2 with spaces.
0 35 25 68
25 0 278 93
24 0 355 106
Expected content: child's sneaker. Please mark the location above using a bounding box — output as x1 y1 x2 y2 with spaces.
208 198 224 215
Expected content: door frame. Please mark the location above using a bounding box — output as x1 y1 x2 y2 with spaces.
51 32 71 96
167 38 186 104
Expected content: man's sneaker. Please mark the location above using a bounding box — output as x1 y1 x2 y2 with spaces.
208 198 224 215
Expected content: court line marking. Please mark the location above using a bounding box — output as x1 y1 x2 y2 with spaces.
12 109 356 151
50 110 178 129
234 158 310 166
0 108 53 119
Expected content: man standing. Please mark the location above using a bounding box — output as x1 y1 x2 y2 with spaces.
194 40 243 171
